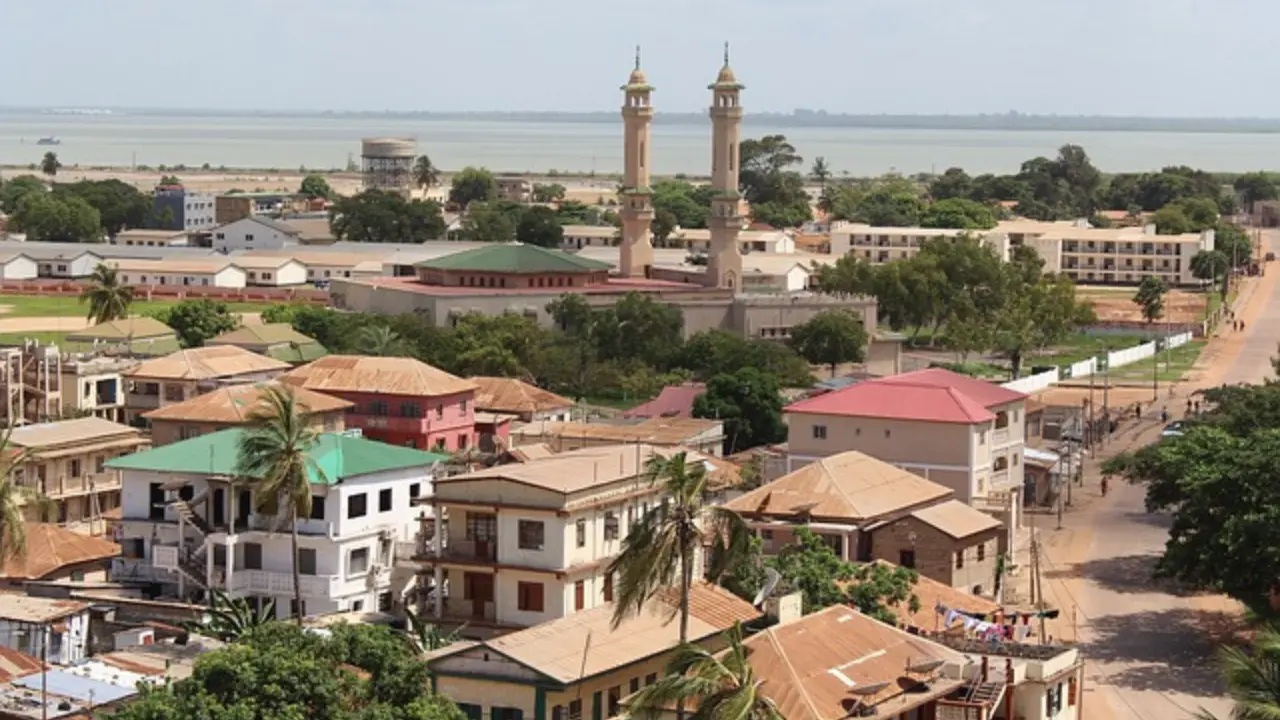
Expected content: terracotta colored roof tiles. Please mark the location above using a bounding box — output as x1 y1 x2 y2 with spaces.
2 524 120 580
279 355 476 397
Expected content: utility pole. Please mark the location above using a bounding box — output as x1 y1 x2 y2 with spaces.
1151 333 1159 402
41 626 47 720
1101 349 1110 449
1031 523 1047 644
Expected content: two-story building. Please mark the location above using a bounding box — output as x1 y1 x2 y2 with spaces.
211 216 302 253
415 443 719 631
8 417 148 532
784 368 1027 550
107 428 449 618
427 583 761 720
59 356 144 422
142 381 352 446
724 451 1002 593
0 596 91 666
123 346 291 427
469 376 574 424
205 324 328 364
279 355 478 451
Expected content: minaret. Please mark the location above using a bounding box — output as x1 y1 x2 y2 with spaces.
705 42 744 289
618 46 655 278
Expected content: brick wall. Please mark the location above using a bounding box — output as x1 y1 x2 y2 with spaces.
869 516 1001 595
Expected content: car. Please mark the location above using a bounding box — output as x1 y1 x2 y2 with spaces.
1161 421 1184 439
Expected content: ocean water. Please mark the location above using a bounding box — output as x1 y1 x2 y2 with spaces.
1 110 1278 176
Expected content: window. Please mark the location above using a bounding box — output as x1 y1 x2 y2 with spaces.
1045 683 1064 715
576 519 586 548
955 551 965 570
436 404 444 419
517 581 544 612
122 538 144 559
347 493 368 519
761 529 774 541
492 709 523 720
604 512 619 540
378 591 392 612
400 403 422 418
370 401 388 416
607 687 621 717
995 411 1009 429
244 543 262 570
409 483 421 499
603 572 613 602
465 513 497 541
458 704 483 720
812 425 827 440
568 699 582 720
976 542 985 562
574 580 585 610
630 678 640 694
460 399 468 413
163 384 184 402
645 673 657 686
179 425 200 441
899 550 916 568
309 495 325 520
378 488 392 512
351 600 364 612
298 548 317 575
458 433 468 449
68 459 81 478
518 520 545 550
349 547 370 575
979 431 986 445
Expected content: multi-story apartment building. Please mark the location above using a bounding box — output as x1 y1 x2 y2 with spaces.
415 443 711 631
784 368 1026 551
142 381 352 446
211 216 302 253
108 429 448 618
8 417 147 532
829 222 992 263
495 177 534 203
279 355 478 451
152 185 216 233
123 346 291 426
59 355 140 422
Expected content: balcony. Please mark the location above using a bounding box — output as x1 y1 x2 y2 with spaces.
41 472 120 498
111 557 174 583
126 393 160 410
346 413 429 435
229 570 340 597
152 544 180 570
422 539 498 564
992 428 1010 446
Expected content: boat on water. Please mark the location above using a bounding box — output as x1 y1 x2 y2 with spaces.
36 137 61 146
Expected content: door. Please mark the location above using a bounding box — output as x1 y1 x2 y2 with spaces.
212 488 226 527
465 573 493 619
237 490 251 526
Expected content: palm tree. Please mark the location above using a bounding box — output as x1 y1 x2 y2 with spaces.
358 326 410 357
0 425 43 566
236 386 326 626
627 623 780 720
404 606 465 653
40 152 61 181
185 590 277 641
608 451 752 646
1195 624 1280 719
413 155 440 190
79 264 135 324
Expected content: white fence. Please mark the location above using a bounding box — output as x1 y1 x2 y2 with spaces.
1001 331 1197 393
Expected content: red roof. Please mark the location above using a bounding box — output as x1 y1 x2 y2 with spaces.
785 368 1024 425
622 383 706 419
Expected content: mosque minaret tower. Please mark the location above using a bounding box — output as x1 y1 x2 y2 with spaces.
617 47 655 278
704 43 744 289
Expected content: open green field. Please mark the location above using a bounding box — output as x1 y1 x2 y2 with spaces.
1031 333 1147 367
0 295 277 318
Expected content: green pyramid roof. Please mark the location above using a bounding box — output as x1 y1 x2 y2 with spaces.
415 243 612 274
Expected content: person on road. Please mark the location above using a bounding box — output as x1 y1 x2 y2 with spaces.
1186 398 1193 415
1101 476 1109 496
1160 406 1170 423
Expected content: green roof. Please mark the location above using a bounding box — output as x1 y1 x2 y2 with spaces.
105 428 448 485
66 317 175 342
415 243 612 274
264 342 328 364
209 324 327 364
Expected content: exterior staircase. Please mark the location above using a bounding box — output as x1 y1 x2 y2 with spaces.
167 490 216 597
967 682 1005 707
172 492 213 536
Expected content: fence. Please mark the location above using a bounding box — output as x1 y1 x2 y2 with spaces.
0 280 329 305
1002 330 1196 393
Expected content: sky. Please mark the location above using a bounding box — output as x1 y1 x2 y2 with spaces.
5 0 1274 116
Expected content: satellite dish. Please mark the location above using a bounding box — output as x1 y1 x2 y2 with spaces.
849 681 890 697
906 659 945 674
752 567 783 607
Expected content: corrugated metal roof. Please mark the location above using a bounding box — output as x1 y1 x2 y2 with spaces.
142 381 352 423
909 500 1003 540
470 376 574 415
864 560 1000 633
415 243 612 273
724 451 953 522
511 416 721 446
208 323 322 348
125 345 290 381
8 417 140 449
1 524 119 581
0 596 88 624
621 383 705 419
279 355 475 396
64 317 175 342
787 377 998 424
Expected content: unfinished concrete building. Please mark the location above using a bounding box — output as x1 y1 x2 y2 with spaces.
0 342 63 426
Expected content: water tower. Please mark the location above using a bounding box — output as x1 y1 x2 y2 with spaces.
360 138 416 194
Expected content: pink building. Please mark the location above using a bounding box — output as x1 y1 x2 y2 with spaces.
279 355 477 451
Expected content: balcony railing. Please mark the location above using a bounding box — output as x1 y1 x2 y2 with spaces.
421 540 498 563
346 414 429 434
152 544 180 570
41 472 120 498
126 393 161 409
229 570 340 597
992 428 1010 446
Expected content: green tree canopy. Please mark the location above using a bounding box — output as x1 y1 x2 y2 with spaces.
0 175 47 214
920 197 999 230
1234 171 1279 212
413 155 440 189
54 179 151 236
459 201 519 243
10 192 101 242
152 299 241 347
532 183 566 203
515 205 565 248
788 310 868 377
448 166 497 208
693 367 788 453
299 173 334 199
1132 276 1167 325
329 190 446 243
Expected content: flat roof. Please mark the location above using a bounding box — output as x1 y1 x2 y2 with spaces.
7 417 140 449
0 595 88 624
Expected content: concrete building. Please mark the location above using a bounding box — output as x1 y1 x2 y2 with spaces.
241 250 387 284
784 368 1027 551
495 177 533 203
108 428 448 616
0 252 39 281
112 229 189 247
426 584 760 717
8 417 146 532
679 227 795 254
469 376 574 423
415 443 718 630
0 596 90 665
142 381 351 447
214 192 310 225
211 216 302 253
510 416 727 457
108 258 248 289
152 185 217 233
230 255 308 286
26 249 104 279
278 355 478 451
0 343 62 426
0 523 120 588
123 346 291 426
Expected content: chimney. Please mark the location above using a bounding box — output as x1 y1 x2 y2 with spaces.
764 591 802 626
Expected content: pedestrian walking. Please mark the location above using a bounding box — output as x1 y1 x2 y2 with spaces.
1160 406 1169 423
1101 476 1109 496
1186 398 1193 415
1194 400 1201 414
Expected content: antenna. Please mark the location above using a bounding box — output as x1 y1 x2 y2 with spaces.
634 45 641 71
723 41 730 65
575 631 594 701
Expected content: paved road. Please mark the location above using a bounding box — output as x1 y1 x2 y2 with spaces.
1035 232 1280 719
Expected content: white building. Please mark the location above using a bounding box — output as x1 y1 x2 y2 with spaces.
232 256 309 287
417 443 718 631
212 216 302 253
29 249 104 279
108 428 448 619
112 229 190 248
0 595 91 665
0 252 38 281
109 258 247 289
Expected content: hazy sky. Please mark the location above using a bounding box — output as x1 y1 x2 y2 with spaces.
6 0 1272 116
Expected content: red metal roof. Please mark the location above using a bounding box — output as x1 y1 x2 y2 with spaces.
785 368 1024 425
622 383 706 419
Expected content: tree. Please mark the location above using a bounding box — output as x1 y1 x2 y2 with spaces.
78 264 134 324
852 185 926 227
810 156 831 187
413 155 440 190
788 310 868 377
990 271 1087 379
0 427 41 564
626 623 781 720
750 198 812 229
652 180 711 231
359 325 411 357
1234 171 1279 213
515 205 565 248
329 190 446 243
448 166 497 208
404 607 465 653
55 179 151 235
1132 276 1167 326
236 386 325 626
920 197 998 230
928 167 974 201
40 151 60 180
531 183 566 203
459 201 519 243
738 135 811 225
0 175 46 214
607 452 752 691
299 173 334 200
1216 222 1255 268
693 367 788 453
1014 144 1102 218
185 590 276 642
1195 623 1280 720
1150 204 1192 235
1190 249 1230 298
10 193 101 242
151 299 239 347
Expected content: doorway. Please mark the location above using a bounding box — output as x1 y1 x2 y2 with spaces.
463 572 494 619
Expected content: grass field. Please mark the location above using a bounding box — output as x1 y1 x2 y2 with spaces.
1107 340 1207 383
1031 333 1147 367
0 295 277 318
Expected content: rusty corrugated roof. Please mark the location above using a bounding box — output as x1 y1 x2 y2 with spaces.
279 355 476 396
470 376 574 415
142 381 352 423
125 345 291 381
1 524 120 580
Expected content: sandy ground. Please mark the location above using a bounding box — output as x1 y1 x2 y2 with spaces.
1025 231 1280 719
21 167 618 205
0 311 262 335
1080 286 1208 324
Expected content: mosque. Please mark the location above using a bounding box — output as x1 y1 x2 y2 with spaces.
330 48 901 373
